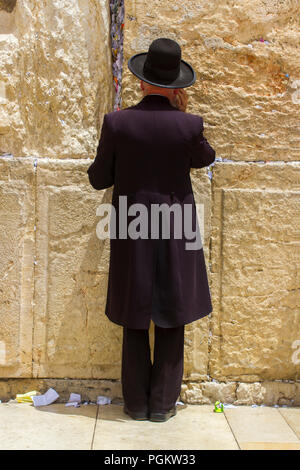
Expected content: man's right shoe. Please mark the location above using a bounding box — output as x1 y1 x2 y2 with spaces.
123 405 148 421
149 406 177 422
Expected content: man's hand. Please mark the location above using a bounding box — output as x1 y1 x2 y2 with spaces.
169 88 188 112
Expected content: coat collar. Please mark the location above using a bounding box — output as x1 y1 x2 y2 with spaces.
134 93 178 110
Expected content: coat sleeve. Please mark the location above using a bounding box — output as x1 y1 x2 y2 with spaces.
189 117 216 169
87 114 115 190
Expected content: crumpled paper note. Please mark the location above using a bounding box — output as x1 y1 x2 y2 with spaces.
32 388 59 407
97 396 111 405
65 393 81 407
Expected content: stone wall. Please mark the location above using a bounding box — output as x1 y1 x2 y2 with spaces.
0 0 113 157
0 0 299 405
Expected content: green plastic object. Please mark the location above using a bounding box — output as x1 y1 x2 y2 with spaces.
214 401 224 413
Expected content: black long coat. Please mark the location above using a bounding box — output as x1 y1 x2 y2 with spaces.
87 94 216 329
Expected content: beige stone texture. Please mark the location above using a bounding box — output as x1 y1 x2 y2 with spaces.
122 0 300 162
180 380 300 406
224 406 300 450
0 157 35 377
296 383 300 406
1 378 298 407
0 378 123 403
0 401 97 450
32 158 122 379
235 382 266 405
279 407 300 439
1 402 300 451
93 404 239 450
209 162 300 382
181 381 237 405
0 1 17 14
261 381 300 406
183 169 212 381
234 381 300 406
0 0 113 158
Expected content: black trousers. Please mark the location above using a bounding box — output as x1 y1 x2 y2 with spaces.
121 324 185 413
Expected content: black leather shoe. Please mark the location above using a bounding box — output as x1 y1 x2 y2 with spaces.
123 405 148 421
149 406 177 422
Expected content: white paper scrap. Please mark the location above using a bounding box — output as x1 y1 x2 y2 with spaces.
32 388 59 407
97 396 111 405
65 402 80 407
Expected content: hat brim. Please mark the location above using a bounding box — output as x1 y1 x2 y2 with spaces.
127 53 196 88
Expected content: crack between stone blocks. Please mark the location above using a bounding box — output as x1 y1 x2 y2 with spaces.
223 410 241 449
109 0 124 111
278 406 300 440
81 287 89 330
90 404 100 450
1 154 299 165
207 164 214 381
211 159 300 164
31 158 38 376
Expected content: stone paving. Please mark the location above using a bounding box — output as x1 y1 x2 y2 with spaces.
0 402 299 450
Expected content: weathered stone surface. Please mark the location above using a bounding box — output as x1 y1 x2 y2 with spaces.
0 1 17 13
183 317 210 382
0 157 35 377
122 0 300 161
0 0 113 158
295 383 300 406
1 377 298 406
0 378 122 403
33 159 122 379
209 162 300 382
202 381 237 404
235 381 300 406
235 382 265 405
181 381 237 404
181 380 300 406
260 381 299 407
183 169 212 381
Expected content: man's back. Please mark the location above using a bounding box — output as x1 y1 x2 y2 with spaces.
87 94 215 196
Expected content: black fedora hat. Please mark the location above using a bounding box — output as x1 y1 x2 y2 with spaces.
128 38 196 88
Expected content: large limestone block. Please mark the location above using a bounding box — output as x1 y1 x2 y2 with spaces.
122 0 300 161
33 159 122 379
181 381 237 405
0 0 113 158
210 162 300 382
0 156 35 377
235 381 298 406
183 169 212 381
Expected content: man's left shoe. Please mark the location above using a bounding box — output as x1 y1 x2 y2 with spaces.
149 406 177 422
123 405 148 421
